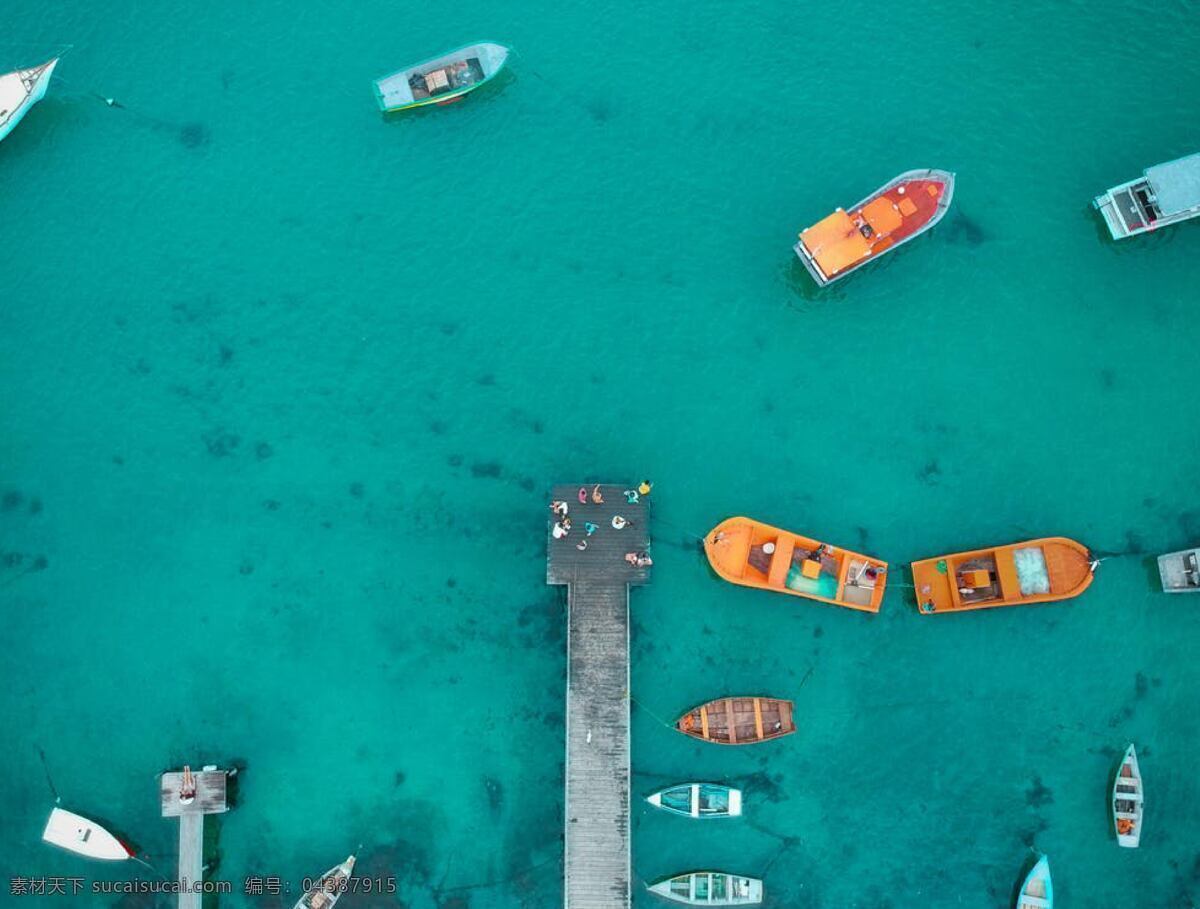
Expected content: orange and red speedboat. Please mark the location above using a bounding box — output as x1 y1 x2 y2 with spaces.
705 516 888 612
911 536 1095 615
794 169 955 286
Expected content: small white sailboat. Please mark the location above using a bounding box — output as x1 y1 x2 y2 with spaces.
1015 856 1052 909
648 872 762 905
294 854 356 909
0 58 58 143
647 783 743 819
42 807 132 861
1112 744 1144 848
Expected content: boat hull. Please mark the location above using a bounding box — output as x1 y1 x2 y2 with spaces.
1112 744 1143 848
648 872 763 905
647 783 743 819
1093 152 1200 239
373 42 508 113
1157 548 1200 593
675 697 795 746
912 537 1093 615
42 808 131 861
293 855 356 909
1016 856 1052 909
705 517 888 612
0 58 58 143
794 168 955 286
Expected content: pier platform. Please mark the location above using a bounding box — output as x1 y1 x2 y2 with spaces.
161 767 229 909
547 483 650 909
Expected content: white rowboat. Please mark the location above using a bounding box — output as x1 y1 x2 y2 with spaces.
293 854 356 909
42 807 132 861
1112 744 1143 848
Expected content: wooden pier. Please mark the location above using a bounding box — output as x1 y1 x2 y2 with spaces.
547 483 650 909
160 766 229 909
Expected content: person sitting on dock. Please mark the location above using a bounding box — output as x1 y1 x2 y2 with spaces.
591 485 604 504
623 489 639 504
585 522 598 536
612 515 629 529
550 500 568 517
553 520 569 539
179 765 197 805
638 480 653 497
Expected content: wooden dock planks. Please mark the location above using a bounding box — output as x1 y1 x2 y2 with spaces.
177 814 203 909
548 484 651 909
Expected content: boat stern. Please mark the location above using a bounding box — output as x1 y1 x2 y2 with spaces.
910 555 955 614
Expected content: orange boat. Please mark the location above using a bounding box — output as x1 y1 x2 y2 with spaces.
676 697 795 746
704 517 888 612
794 168 955 286
911 537 1096 615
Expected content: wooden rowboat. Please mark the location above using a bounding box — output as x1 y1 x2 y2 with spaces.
912 537 1094 615
705 517 888 612
0 58 58 144
647 783 742 819
373 43 509 113
676 697 794 746
294 855 356 909
41 807 133 861
794 169 955 285
648 871 763 905
1015 855 1052 909
1112 744 1143 848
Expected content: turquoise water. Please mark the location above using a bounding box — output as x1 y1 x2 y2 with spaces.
2 1 1199 906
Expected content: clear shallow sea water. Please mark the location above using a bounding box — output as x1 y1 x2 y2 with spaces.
2 1 1199 907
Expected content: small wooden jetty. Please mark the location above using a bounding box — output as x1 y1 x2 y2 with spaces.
160 766 229 909
547 483 650 909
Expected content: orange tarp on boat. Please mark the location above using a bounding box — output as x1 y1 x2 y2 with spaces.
704 516 888 613
861 196 903 235
800 209 871 278
911 536 1094 615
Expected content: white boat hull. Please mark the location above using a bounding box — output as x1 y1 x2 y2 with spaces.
1112 744 1143 848
1016 856 1053 909
293 855 355 909
42 807 130 861
0 58 58 143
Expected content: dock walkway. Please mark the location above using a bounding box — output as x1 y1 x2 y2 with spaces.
547 483 650 909
161 767 229 909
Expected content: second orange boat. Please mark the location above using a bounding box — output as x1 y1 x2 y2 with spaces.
704 517 888 612
793 168 955 286
911 536 1095 615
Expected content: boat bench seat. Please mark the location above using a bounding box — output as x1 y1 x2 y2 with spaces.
767 537 796 587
